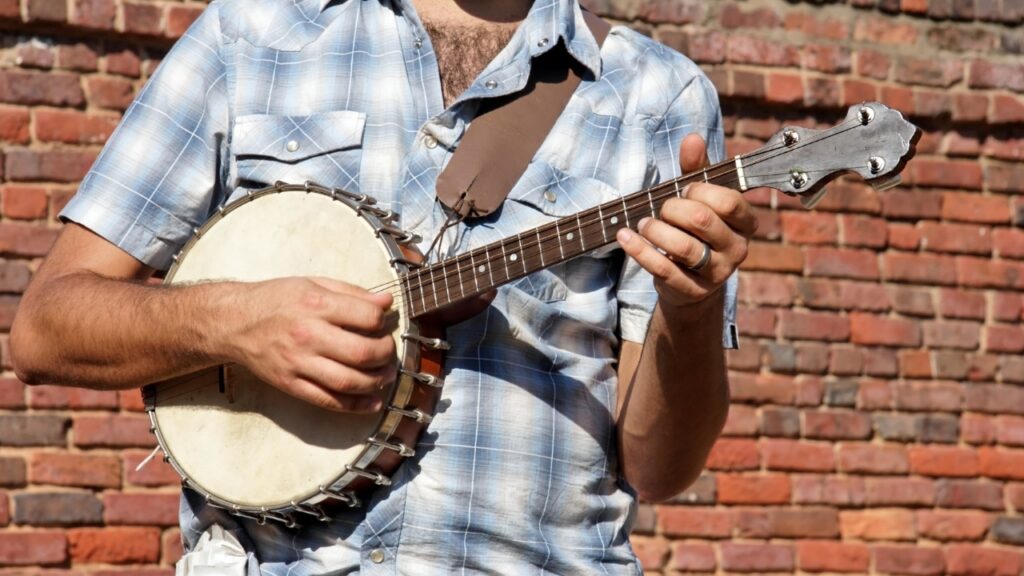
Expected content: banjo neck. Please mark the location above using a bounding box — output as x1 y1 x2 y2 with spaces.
401 102 919 320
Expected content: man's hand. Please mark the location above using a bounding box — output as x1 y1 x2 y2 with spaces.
615 133 757 308
224 277 398 413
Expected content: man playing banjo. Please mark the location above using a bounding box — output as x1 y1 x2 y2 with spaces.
11 0 756 572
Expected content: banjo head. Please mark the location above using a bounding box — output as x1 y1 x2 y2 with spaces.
149 188 412 511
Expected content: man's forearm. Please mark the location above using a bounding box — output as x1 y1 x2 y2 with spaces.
617 291 730 502
12 272 235 389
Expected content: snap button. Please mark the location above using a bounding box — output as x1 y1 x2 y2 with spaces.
414 38 423 49
286 140 299 152
369 549 385 563
485 80 498 89
543 190 557 203
423 135 438 149
538 37 550 47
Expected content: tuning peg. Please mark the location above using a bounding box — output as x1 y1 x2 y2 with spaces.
871 174 902 191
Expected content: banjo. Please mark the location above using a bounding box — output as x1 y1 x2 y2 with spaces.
143 102 919 526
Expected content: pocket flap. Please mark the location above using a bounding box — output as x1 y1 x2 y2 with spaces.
233 110 367 163
507 162 621 218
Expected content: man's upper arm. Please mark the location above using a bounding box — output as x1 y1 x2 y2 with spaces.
31 224 155 288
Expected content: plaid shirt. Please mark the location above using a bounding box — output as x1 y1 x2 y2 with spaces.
62 0 737 573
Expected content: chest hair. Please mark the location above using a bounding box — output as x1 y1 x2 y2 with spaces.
422 20 518 108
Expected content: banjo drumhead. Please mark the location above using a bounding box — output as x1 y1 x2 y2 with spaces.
153 191 406 509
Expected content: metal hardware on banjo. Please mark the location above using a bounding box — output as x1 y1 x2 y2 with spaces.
143 103 920 527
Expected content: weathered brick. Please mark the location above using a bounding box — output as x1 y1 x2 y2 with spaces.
883 252 957 286
669 473 716 505
923 320 981 350
2 185 50 220
671 542 715 572
0 71 83 107
658 507 731 538
894 381 963 412
720 542 794 572
0 457 26 487
761 406 801 437
13 492 103 526
706 438 759 471
102 493 178 526
73 415 154 448
841 509 916 540
865 477 936 506
917 510 991 541
0 531 67 565
85 76 135 111
979 447 1024 480
30 453 120 489
805 247 879 280
991 516 1024 546
5 148 96 183
945 545 1022 576
0 414 68 446
967 384 1024 415
838 443 909 474
935 479 1004 510
123 450 178 487
718 473 790 504
779 310 850 342
804 410 872 440
918 413 960 443
874 545 945 575
909 446 979 477
851 313 921 347
26 0 67 22
792 474 866 507
762 438 834 472
798 540 870 573
736 507 839 539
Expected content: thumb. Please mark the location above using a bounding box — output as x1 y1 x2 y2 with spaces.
679 133 710 174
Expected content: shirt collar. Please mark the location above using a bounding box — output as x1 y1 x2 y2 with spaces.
317 0 603 78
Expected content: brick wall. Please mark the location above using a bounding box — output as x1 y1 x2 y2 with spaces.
0 0 1020 572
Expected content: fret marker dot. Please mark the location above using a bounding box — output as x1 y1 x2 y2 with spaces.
510 254 518 262
610 216 619 225
477 265 485 273
566 232 574 241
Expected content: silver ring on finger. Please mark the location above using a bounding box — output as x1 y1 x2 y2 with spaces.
685 241 713 272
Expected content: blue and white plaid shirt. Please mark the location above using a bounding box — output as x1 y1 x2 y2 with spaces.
62 0 737 573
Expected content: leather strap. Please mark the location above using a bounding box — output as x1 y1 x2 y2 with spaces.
435 10 612 219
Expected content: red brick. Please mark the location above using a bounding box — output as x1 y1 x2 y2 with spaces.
943 192 1010 224
992 229 1024 263
984 135 1024 161
992 94 1024 124
5 148 96 182
992 292 1023 322
910 159 983 190
979 447 1024 480
122 2 163 36
923 320 981 350
865 477 936 506
706 438 759 471
909 446 980 478
874 545 946 575
722 3 782 28
889 286 934 317
56 43 98 72
762 439 835 472
914 89 952 118
671 542 715 572
954 92 990 123
726 36 800 67
167 5 205 38
766 72 804 104
841 509 916 540
761 406 801 437
798 540 870 573
968 353 999 382
779 310 850 342
123 450 178 487
0 106 30 144
936 480 1004 510
737 507 839 539
917 510 991 541
938 289 986 319
0 70 83 107
920 222 991 255
1 185 49 220
895 56 964 87
968 384 1024 415
741 241 803 273
722 404 757 436
968 59 1024 92
882 85 915 116
718 473 790 504
857 50 892 79
899 350 931 378
843 78 879 106
73 415 155 448
721 542 794 572
29 385 119 409
736 306 775 337
996 416 1024 447
658 507 731 538
68 527 159 564
34 109 118 145
854 17 919 44
850 313 921 347
894 381 963 412
730 373 796 405
963 413 996 445
838 443 909 474
85 76 135 111
888 224 921 250
726 342 761 372
0 532 67 565
805 247 879 280
945 545 1022 576
731 69 765 99
830 347 863 375
1008 483 1024 509
945 131 982 157
780 211 838 245
840 215 887 248
815 180 882 215
804 410 872 440
961 257 1024 290
792 474 866 506
162 527 183 565
882 252 957 286
30 453 120 489
985 324 1024 353
738 272 794 306
883 190 942 220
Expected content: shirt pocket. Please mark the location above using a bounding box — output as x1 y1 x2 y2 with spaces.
231 110 366 193
501 162 624 304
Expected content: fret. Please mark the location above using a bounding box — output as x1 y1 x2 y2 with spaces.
621 196 630 229
428 265 440 309
536 227 545 267
499 241 511 284
597 203 607 243
575 213 586 252
468 248 481 293
647 191 656 218
453 252 466 300
516 233 528 276
484 245 495 287
674 179 682 197
703 168 709 183
441 258 452 304
555 219 565 260
416 270 427 316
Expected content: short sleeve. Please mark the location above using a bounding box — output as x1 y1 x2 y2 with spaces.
617 73 739 349
60 4 230 271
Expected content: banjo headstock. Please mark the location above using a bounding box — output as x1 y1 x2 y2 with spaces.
740 102 921 208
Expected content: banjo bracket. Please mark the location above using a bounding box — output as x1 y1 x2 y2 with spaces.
388 405 434 424
291 502 331 522
345 464 392 486
368 435 415 457
401 332 449 350
400 368 444 388
319 486 361 508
